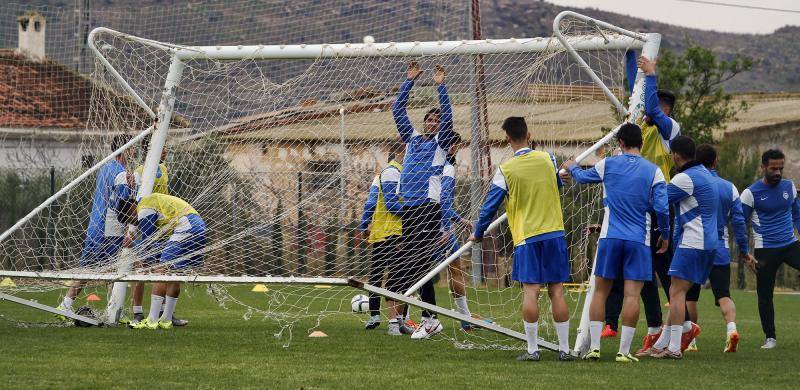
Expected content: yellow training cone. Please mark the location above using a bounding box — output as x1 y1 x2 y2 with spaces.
251 284 269 292
314 285 331 289
0 277 16 287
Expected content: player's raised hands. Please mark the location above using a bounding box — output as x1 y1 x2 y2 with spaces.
637 55 656 75
433 64 446 85
407 61 423 80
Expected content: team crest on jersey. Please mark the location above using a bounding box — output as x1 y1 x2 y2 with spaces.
784 191 789 200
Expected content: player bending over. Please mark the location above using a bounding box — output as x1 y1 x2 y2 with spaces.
438 133 476 330
684 145 752 352
561 123 670 362
650 136 718 359
57 134 134 316
391 61 457 339
470 117 574 362
358 142 413 335
740 149 800 349
117 193 207 330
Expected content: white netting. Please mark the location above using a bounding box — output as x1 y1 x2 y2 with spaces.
0 10 644 348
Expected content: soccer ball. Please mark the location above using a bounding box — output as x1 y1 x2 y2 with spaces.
351 294 369 313
363 35 375 44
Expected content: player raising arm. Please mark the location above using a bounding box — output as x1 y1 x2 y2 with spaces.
560 123 669 362
470 117 574 362
740 149 800 349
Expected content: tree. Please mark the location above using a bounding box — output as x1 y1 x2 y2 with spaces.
655 41 754 144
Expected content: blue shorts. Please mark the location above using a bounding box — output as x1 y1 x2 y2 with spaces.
669 247 715 284
142 240 167 267
512 236 570 284
595 238 652 281
161 230 206 270
80 236 123 267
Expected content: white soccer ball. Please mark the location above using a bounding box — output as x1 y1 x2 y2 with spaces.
363 35 375 44
351 294 369 313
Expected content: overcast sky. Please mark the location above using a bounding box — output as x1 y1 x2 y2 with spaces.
545 0 800 34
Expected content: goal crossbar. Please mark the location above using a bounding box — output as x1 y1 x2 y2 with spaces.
0 271 348 285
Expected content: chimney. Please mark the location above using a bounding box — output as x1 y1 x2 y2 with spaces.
17 11 46 62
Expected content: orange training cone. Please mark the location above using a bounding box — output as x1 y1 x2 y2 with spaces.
86 294 102 302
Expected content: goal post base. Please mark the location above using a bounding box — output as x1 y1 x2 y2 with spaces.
347 278 571 355
0 292 100 326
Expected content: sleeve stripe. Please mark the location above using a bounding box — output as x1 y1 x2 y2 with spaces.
740 188 754 207
652 167 666 186
671 172 694 195
492 168 507 191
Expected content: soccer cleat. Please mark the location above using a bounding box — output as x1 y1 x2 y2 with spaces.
460 321 476 332
156 320 173 330
53 304 72 323
405 318 418 329
680 322 701 352
129 312 145 326
399 322 414 335
558 351 576 361
651 348 682 359
130 318 159 330
601 324 618 338
516 351 541 362
635 332 661 357
171 314 189 327
582 349 601 361
686 338 699 352
364 315 381 330
724 331 739 353
387 321 402 336
615 353 639 363
761 338 777 349
410 317 443 340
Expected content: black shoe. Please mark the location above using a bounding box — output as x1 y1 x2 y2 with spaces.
158 311 189 327
516 351 541 361
558 351 577 361
132 313 145 323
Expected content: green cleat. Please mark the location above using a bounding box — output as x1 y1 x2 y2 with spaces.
53 305 72 323
130 318 159 330
615 353 639 363
157 320 173 330
583 349 601 361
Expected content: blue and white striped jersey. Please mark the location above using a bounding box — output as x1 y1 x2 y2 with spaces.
667 162 719 250
740 179 800 249
392 79 456 206
709 170 748 259
569 153 670 245
440 162 463 232
86 159 131 240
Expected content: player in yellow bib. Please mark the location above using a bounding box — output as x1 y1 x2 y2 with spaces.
117 193 207 330
470 117 574 362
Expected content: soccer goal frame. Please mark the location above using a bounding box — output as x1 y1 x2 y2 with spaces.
0 11 659 352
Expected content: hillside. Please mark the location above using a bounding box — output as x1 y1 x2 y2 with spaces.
6 0 800 92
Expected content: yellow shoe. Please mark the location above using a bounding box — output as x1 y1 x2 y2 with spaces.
157 320 173 330
131 318 159 330
54 304 71 323
582 349 601 361
724 330 739 353
686 339 699 352
616 353 639 363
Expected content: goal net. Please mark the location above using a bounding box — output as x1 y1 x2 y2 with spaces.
0 11 657 349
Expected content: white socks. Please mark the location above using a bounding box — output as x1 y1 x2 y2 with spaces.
619 326 636 355
668 325 683 352
682 320 692 333
454 296 471 317
554 320 570 353
160 296 178 322
133 305 143 315
653 326 671 350
148 295 164 322
647 326 661 335
61 296 74 309
726 322 737 335
523 321 539 354
589 321 603 350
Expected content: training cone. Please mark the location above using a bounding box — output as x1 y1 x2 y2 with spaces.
308 330 328 338
314 285 332 289
86 294 102 302
251 284 269 292
0 277 16 287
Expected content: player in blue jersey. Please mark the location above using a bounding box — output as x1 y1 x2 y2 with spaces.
57 134 134 316
437 133 475 330
650 136 718 359
740 149 800 349
470 117 574 362
561 123 670 362
391 62 457 340
685 145 752 353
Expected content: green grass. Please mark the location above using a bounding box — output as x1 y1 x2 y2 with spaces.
1 287 798 389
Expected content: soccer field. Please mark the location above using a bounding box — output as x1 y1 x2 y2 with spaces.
1 287 797 388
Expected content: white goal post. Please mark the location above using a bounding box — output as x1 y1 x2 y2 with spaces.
0 11 660 353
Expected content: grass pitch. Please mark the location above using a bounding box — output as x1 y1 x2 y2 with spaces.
1 287 798 389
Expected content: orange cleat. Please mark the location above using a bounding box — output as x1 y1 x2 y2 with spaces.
724 330 739 353
680 322 701 352
405 318 419 330
635 332 661 357
601 324 618 338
